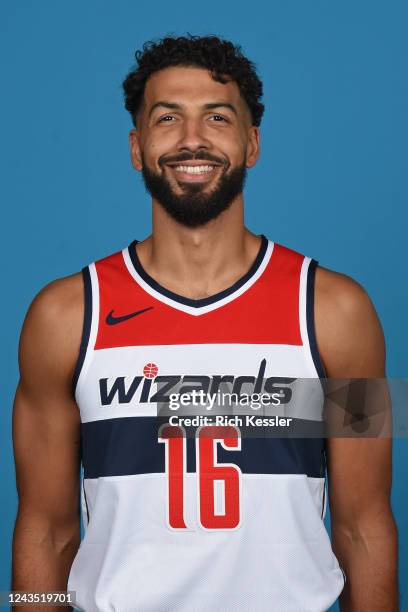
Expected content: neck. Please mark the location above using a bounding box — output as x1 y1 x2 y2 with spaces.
134 195 261 300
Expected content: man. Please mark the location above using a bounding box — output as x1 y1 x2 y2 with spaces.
12 35 398 611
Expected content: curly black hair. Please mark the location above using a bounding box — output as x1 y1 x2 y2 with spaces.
122 34 264 128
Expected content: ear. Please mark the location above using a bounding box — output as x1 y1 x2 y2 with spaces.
245 126 260 169
129 128 143 171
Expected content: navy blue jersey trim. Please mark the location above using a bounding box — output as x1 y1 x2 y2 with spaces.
71 266 92 398
127 234 269 308
306 259 327 378
82 476 90 524
81 416 326 479
320 479 326 519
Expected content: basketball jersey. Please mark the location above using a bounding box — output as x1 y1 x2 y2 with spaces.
67 234 346 612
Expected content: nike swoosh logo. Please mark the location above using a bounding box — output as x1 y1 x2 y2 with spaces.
106 306 154 325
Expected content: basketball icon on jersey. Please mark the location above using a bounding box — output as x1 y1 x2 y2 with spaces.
143 362 159 378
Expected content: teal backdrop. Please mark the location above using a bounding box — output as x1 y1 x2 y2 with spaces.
0 1 406 610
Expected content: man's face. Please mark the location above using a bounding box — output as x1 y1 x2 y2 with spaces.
129 66 260 228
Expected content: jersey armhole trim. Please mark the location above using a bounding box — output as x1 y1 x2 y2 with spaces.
320 478 326 519
71 266 93 398
82 476 90 526
306 259 328 378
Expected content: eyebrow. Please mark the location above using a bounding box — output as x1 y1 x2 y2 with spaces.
204 102 237 115
148 101 238 117
148 101 179 117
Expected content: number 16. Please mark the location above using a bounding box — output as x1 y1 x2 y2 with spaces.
159 424 242 531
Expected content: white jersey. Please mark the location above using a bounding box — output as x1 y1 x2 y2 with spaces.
67 234 345 611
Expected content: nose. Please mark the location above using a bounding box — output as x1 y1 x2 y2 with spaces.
176 117 212 153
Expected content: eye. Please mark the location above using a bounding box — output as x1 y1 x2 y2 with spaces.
209 114 228 122
158 115 175 123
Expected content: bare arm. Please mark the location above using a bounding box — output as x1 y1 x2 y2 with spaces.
12 273 84 610
315 267 398 611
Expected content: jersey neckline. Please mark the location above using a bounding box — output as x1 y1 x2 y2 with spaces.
126 234 270 309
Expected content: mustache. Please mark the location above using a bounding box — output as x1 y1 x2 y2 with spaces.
159 151 227 167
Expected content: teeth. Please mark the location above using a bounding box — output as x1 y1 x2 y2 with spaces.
174 165 215 174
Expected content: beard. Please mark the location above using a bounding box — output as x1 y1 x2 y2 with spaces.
140 152 247 228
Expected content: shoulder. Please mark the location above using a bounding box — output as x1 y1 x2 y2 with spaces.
313 265 385 377
19 272 85 388
21 272 84 338
314 265 373 319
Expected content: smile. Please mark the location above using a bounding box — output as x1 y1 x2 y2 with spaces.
165 162 222 183
174 165 215 174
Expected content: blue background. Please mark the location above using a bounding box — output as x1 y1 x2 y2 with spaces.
0 1 406 609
